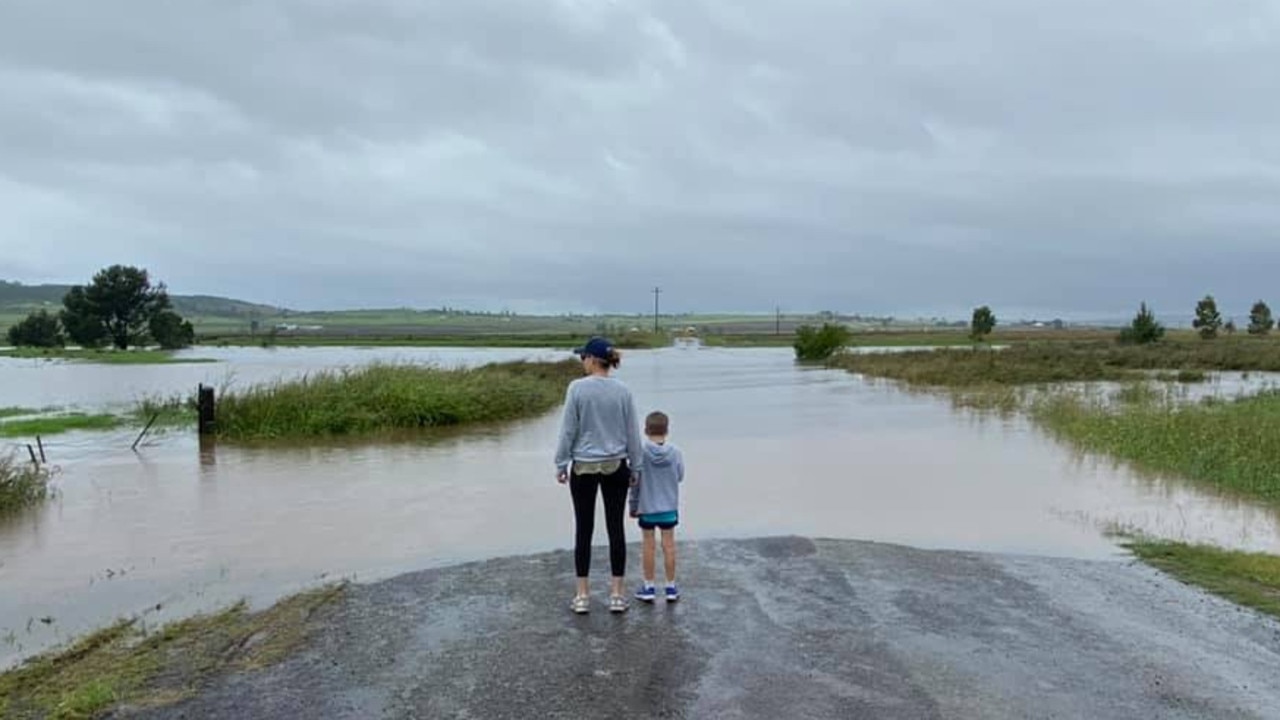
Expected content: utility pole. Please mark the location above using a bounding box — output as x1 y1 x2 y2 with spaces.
652 287 662 334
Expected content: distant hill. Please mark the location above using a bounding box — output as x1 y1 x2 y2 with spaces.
0 281 283 319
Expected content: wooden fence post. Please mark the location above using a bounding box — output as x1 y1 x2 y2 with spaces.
197 384 216 436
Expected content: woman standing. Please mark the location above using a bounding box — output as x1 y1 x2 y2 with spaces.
555 336 644 614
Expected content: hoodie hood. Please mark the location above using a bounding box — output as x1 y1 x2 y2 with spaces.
644 440 676 466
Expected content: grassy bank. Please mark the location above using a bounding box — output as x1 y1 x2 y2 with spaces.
0 585 344 719
215 360 582 441
0 453 52 514
832 339 1280 387
1125 540 1280 620
0 348 217 365
1032 390 1280 504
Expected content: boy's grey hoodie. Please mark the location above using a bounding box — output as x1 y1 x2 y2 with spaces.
630 439 684 516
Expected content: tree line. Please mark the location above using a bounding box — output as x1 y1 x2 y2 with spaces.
6 265 195 350
966 299 1276 345
1120 296 1274 344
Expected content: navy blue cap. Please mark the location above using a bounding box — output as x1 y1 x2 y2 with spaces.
574 336 614 360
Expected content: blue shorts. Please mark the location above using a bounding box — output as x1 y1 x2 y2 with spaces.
638 510 678 530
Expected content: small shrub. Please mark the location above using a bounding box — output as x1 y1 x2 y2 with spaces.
149 310 195 350
0 452 53 513
1248 301 1274 336
1119 302 1165 345
793 323 851 361
970 306 997 342
1193 295 1222 340
7 310 65 348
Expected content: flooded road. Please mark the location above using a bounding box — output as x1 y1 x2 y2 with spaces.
2 346 1279 667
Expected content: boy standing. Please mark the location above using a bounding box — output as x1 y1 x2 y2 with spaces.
630 411 685 603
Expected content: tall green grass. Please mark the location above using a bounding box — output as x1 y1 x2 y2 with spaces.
1032 390 1280 504
0 453 52 513
215 360 582 440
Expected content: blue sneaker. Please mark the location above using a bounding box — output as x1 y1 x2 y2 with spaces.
665 583 680 602
635 583 656 603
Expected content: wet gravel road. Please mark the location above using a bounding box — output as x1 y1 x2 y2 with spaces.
127 537 1280 719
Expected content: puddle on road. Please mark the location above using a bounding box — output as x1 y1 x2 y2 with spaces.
2 346 1278 666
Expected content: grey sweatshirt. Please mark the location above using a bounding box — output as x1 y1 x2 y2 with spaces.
554 376 644 473
629 440 684 516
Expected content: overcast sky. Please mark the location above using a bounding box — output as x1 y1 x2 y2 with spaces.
1 0 1277 319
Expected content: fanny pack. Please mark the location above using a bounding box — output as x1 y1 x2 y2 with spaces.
574 459 623 476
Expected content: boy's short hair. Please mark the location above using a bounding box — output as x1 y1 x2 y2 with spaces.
645 411 669 436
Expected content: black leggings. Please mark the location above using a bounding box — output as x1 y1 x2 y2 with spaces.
570 464 630 578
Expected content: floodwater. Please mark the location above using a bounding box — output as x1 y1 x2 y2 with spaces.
2 346 1279 667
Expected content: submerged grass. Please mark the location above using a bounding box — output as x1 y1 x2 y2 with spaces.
0 453 53 514
215 359 581 440
835 337 1280 622
0 414 122 438
0 584 345 719
130 395 198 428
0 348 216 365
1032 390 1280 504
1124 539 1280 620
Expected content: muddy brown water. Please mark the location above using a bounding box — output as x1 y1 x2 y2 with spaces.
2 345 1278 667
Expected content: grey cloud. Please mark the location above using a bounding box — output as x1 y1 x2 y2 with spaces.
1 0 1278 318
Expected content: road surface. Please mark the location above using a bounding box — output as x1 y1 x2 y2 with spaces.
126 537 1280 719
